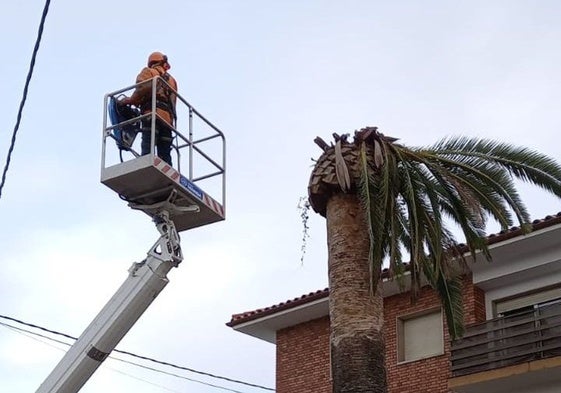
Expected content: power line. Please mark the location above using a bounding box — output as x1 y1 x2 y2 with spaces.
0 321 70 351
109 368 187 393
0 321 188 393
0 314 274 391
111 357 247 393
0 0 51 199
114 348 273 391
0 321 69 346
1 320 248 393
0 314 74 341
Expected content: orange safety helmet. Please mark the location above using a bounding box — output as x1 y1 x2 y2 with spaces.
147 52 168 67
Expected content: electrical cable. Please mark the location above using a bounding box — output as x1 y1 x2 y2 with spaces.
0 322 188 393
1 320 248 393
0 314 274 391
109 369 186 393
0 321 69 351
110 357 246 393
0 0 51 199
114 348 273 391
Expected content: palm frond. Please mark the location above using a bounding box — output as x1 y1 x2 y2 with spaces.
325 131 561 339
436 272 465 338
428 136 561 209
412 148 525 226
390 145 426 298
357 142 378 292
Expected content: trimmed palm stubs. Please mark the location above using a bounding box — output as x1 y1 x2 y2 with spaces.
308 127 561 393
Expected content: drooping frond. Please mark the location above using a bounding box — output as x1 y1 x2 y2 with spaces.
390 135 561 337
424 260 465 338
409 153 494 261
385 157 407 290
388 146 421 298
357 142 378 291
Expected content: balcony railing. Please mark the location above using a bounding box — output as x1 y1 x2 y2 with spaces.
450 301 561 377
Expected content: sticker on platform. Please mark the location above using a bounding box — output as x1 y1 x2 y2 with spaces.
180 175 203 200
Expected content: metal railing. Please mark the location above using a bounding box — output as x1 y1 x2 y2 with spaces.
101 76 226 208
450 301 561 377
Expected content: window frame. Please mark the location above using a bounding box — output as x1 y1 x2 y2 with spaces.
494 285 561 317
396 307 444 364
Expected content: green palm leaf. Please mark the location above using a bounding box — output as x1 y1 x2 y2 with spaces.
366 134 561 338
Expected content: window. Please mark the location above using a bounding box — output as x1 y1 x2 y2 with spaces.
397 309 444 362
494 286 561 317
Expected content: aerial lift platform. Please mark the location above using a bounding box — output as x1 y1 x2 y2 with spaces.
36 76 225 393
100 76 225 231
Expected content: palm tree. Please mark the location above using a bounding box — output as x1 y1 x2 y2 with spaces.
308 127 561 393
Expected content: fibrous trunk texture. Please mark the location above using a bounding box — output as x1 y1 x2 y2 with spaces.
327 193 387 393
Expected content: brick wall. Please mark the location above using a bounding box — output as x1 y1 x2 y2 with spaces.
276 316 331 393
275 276 486 393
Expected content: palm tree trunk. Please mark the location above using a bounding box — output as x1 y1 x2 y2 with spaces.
327 193 387 393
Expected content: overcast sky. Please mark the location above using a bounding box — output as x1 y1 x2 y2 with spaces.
2 1 561 392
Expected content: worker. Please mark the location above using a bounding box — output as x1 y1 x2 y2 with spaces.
121 52 178 166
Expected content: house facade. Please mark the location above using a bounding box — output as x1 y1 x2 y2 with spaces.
228 213 561 393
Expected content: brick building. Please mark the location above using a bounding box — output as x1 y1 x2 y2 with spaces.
228 213 561 393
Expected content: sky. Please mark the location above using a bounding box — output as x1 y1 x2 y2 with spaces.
1 1 561 392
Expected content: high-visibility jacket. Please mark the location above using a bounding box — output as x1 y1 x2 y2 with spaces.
128 65 178 126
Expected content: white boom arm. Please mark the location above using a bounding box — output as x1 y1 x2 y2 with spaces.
36 208 186 393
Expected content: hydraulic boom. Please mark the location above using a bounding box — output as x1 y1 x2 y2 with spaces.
36 203 192 393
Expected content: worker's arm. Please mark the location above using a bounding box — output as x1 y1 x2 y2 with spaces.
121 67 156 105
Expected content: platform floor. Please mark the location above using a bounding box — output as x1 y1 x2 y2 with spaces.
101 155 224 231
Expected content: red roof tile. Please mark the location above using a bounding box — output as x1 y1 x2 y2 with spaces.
227 289 329 327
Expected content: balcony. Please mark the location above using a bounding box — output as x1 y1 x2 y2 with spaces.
449 301 561 392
